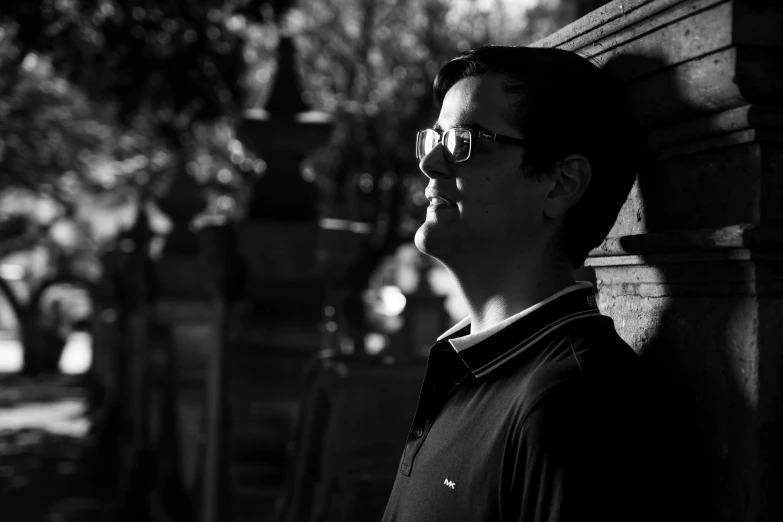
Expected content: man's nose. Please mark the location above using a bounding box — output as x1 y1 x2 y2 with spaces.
419 144 451 179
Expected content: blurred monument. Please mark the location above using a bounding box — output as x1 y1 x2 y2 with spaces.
195 2 370 520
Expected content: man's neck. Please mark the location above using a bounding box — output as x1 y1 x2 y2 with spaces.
445 252 576 335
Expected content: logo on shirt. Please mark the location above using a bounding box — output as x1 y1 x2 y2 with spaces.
444 478 456 489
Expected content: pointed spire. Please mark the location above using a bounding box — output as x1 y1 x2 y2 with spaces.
264 36 310 116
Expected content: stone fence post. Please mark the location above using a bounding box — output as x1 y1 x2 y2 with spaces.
533 1 783 520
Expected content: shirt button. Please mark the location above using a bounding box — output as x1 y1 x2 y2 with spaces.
412 427 424 438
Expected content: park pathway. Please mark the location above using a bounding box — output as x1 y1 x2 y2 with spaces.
0 374 115 522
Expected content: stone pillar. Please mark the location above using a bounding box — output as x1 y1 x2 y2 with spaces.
139 167 213 521
92 206 165 514
91 217 155 492
196 224 237 522
203 28 368 522
534 1 783 520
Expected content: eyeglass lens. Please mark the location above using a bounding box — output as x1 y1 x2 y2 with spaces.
417 130 440 160
416 129 472 162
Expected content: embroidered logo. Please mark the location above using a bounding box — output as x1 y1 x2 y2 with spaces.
444 478 456 489
586 294 597 309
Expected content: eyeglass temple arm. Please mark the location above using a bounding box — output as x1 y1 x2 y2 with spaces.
479 130 529 147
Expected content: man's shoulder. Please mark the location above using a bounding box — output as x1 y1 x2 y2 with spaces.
489 314 646 420
564 313 643 376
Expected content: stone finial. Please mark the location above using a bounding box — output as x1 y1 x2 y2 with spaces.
263 36 309 116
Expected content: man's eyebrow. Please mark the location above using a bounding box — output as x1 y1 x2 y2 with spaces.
432 121 491 133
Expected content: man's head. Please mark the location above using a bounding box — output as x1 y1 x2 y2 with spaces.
414 46 639 269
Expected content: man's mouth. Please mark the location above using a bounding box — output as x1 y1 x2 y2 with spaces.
427 196 454 207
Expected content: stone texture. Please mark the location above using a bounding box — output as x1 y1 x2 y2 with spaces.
535 1 783 520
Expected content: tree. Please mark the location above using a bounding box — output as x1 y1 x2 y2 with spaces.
1 0 248 127
0 0 260 373
0 52 175 374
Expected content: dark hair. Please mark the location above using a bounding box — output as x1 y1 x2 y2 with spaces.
433 46 639 268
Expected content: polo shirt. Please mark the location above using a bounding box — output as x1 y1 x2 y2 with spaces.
440 282 594 352
382 284 664 522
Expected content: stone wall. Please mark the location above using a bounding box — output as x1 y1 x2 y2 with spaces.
533 1 783 520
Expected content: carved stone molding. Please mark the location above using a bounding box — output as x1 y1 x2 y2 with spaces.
535 2 783 520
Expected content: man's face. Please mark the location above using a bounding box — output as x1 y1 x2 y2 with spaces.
414 74 552 265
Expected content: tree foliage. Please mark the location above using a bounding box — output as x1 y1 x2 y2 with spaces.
1 0 248 128
0 53 175 373
0 0 258 372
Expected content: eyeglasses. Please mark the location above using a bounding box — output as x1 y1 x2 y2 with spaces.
415 127 530 164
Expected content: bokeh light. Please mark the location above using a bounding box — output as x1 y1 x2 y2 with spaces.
377 286 407 317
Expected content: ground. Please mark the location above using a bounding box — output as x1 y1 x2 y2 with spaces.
0 374 114 522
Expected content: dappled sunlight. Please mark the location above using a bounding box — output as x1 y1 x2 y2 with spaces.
58 332 92 375
0 399 89 438
0 332 93 375
0 338 22 373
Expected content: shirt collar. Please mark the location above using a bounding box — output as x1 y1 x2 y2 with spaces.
433 282 601 379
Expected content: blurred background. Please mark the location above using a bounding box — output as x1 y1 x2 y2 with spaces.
0 1 608 521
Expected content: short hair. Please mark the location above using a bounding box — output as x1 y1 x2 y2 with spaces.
432 46 639 268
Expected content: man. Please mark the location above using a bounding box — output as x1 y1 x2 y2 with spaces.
382 46 666 521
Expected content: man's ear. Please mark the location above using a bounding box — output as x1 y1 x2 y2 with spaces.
543 155 592 220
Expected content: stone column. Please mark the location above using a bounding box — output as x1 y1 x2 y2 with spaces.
203 29 368 521
153 167 214 517
534 1 783 520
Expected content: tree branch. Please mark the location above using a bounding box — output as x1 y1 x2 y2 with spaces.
28 273 95 313
0 275 24 320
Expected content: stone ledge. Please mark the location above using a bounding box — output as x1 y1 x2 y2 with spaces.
590 261 783 297
235 221 369 281
586 223 783 260
154 299 215 321
587 249 775 267
532 0 783 156
646 105 783 159
588 251 783 297
538 0 727 62
534 0 782 53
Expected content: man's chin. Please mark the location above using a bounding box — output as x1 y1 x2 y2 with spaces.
414 222 451 258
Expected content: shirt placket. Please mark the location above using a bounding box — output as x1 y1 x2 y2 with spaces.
399 344 470 476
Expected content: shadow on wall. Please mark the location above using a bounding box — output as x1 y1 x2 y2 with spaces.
596 52 753 521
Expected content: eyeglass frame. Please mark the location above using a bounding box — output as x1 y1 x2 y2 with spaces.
416 126 531 164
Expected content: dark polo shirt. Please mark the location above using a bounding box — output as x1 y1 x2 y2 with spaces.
382 285 664 522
